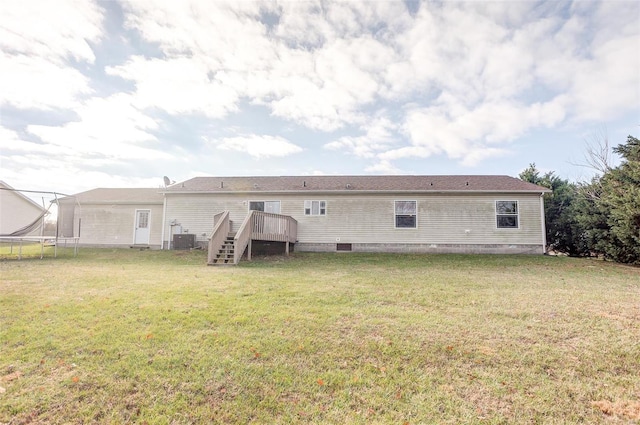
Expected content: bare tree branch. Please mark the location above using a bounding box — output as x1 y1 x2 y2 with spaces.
570 126 614 175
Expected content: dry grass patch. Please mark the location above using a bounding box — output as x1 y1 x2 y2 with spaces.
1 250 639 424
592 400 640 421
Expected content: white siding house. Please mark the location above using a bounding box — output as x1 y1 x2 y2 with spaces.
0 181 47 236
57 188 164 248
56 176 550 255
162 175 550 254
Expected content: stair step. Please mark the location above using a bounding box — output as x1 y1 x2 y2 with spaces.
208 233 238 266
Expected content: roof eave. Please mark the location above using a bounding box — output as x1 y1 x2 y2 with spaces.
163 189 551 195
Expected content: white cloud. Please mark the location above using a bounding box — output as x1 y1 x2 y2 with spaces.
0 53 93 110
115 1 404 131
325 116 398 158
330 0 637 169
390 97 564 166
0 126 161 195
0 0 103 110
1 0 638 193
268 36 396 130
107 56 240 118
26 94 167 160
567 33 639 122
365 159 402 174
113 1 279 120
0 127 69 157
214 134 302 158
0 0 103 63
120 0 271 63
0 127 25 152
111 0 639 148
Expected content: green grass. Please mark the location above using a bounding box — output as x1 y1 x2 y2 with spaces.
0 241 78 261
1 250 639 424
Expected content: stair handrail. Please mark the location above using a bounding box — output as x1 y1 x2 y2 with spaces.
288 215 297 243
207 211 230 264
233 210 255 264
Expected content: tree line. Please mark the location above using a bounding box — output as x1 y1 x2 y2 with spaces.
519 135 640 265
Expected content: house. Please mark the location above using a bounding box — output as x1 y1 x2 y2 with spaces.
57 188 164 248
0 180 47 236
58 175 551 261
162 175 551 261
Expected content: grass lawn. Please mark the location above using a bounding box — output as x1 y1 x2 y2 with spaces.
1 250 639 424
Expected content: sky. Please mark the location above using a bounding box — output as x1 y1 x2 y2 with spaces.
1 0 639 199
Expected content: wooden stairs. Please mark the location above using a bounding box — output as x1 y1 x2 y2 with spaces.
207 210 297 266
209 233 236 265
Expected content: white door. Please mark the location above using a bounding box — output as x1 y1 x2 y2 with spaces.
134 210 151 245
264 201 280 214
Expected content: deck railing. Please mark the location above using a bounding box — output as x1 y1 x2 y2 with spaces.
251 211 297 243
207 211 230 264
233 210 298 263
209 210 298 264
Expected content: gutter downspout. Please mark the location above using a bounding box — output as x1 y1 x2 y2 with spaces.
540 192 547 254
161 193 167 250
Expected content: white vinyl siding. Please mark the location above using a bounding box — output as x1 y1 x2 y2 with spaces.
0 188 45 235
74 204 163 247
164 193 544 247
304 200 326 216
164 194 249 244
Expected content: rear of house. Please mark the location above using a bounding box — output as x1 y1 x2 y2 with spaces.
162 175 549 254
57 188 163 249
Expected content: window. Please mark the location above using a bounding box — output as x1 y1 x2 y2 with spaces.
249 201 281 214
136 210 149 229
496 201 519 228
395 200 417 228
304 200 326 216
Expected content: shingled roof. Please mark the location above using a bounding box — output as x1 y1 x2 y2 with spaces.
58 188 163 204
163 175 550 193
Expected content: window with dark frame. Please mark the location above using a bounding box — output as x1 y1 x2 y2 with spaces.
249 201 264 212
496 200 519 228
395 200 417 228
304 200 326 216
249 201 281 214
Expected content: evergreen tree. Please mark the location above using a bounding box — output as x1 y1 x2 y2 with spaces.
519 164 584 255
598 136 640 264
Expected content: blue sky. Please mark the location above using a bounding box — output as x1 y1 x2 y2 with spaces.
1 0 638 197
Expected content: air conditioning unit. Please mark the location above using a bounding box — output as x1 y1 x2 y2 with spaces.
173 234 195 250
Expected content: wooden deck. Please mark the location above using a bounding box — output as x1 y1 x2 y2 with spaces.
207 210 297 265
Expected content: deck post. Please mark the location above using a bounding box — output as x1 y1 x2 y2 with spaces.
248 238 252 261
285 225 289 256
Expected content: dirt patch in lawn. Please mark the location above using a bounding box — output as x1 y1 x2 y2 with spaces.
592 399 640 420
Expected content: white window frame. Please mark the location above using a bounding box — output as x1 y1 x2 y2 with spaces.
394 200 417 229
248 200 281 214
495 200 519 229
304 200 326 216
